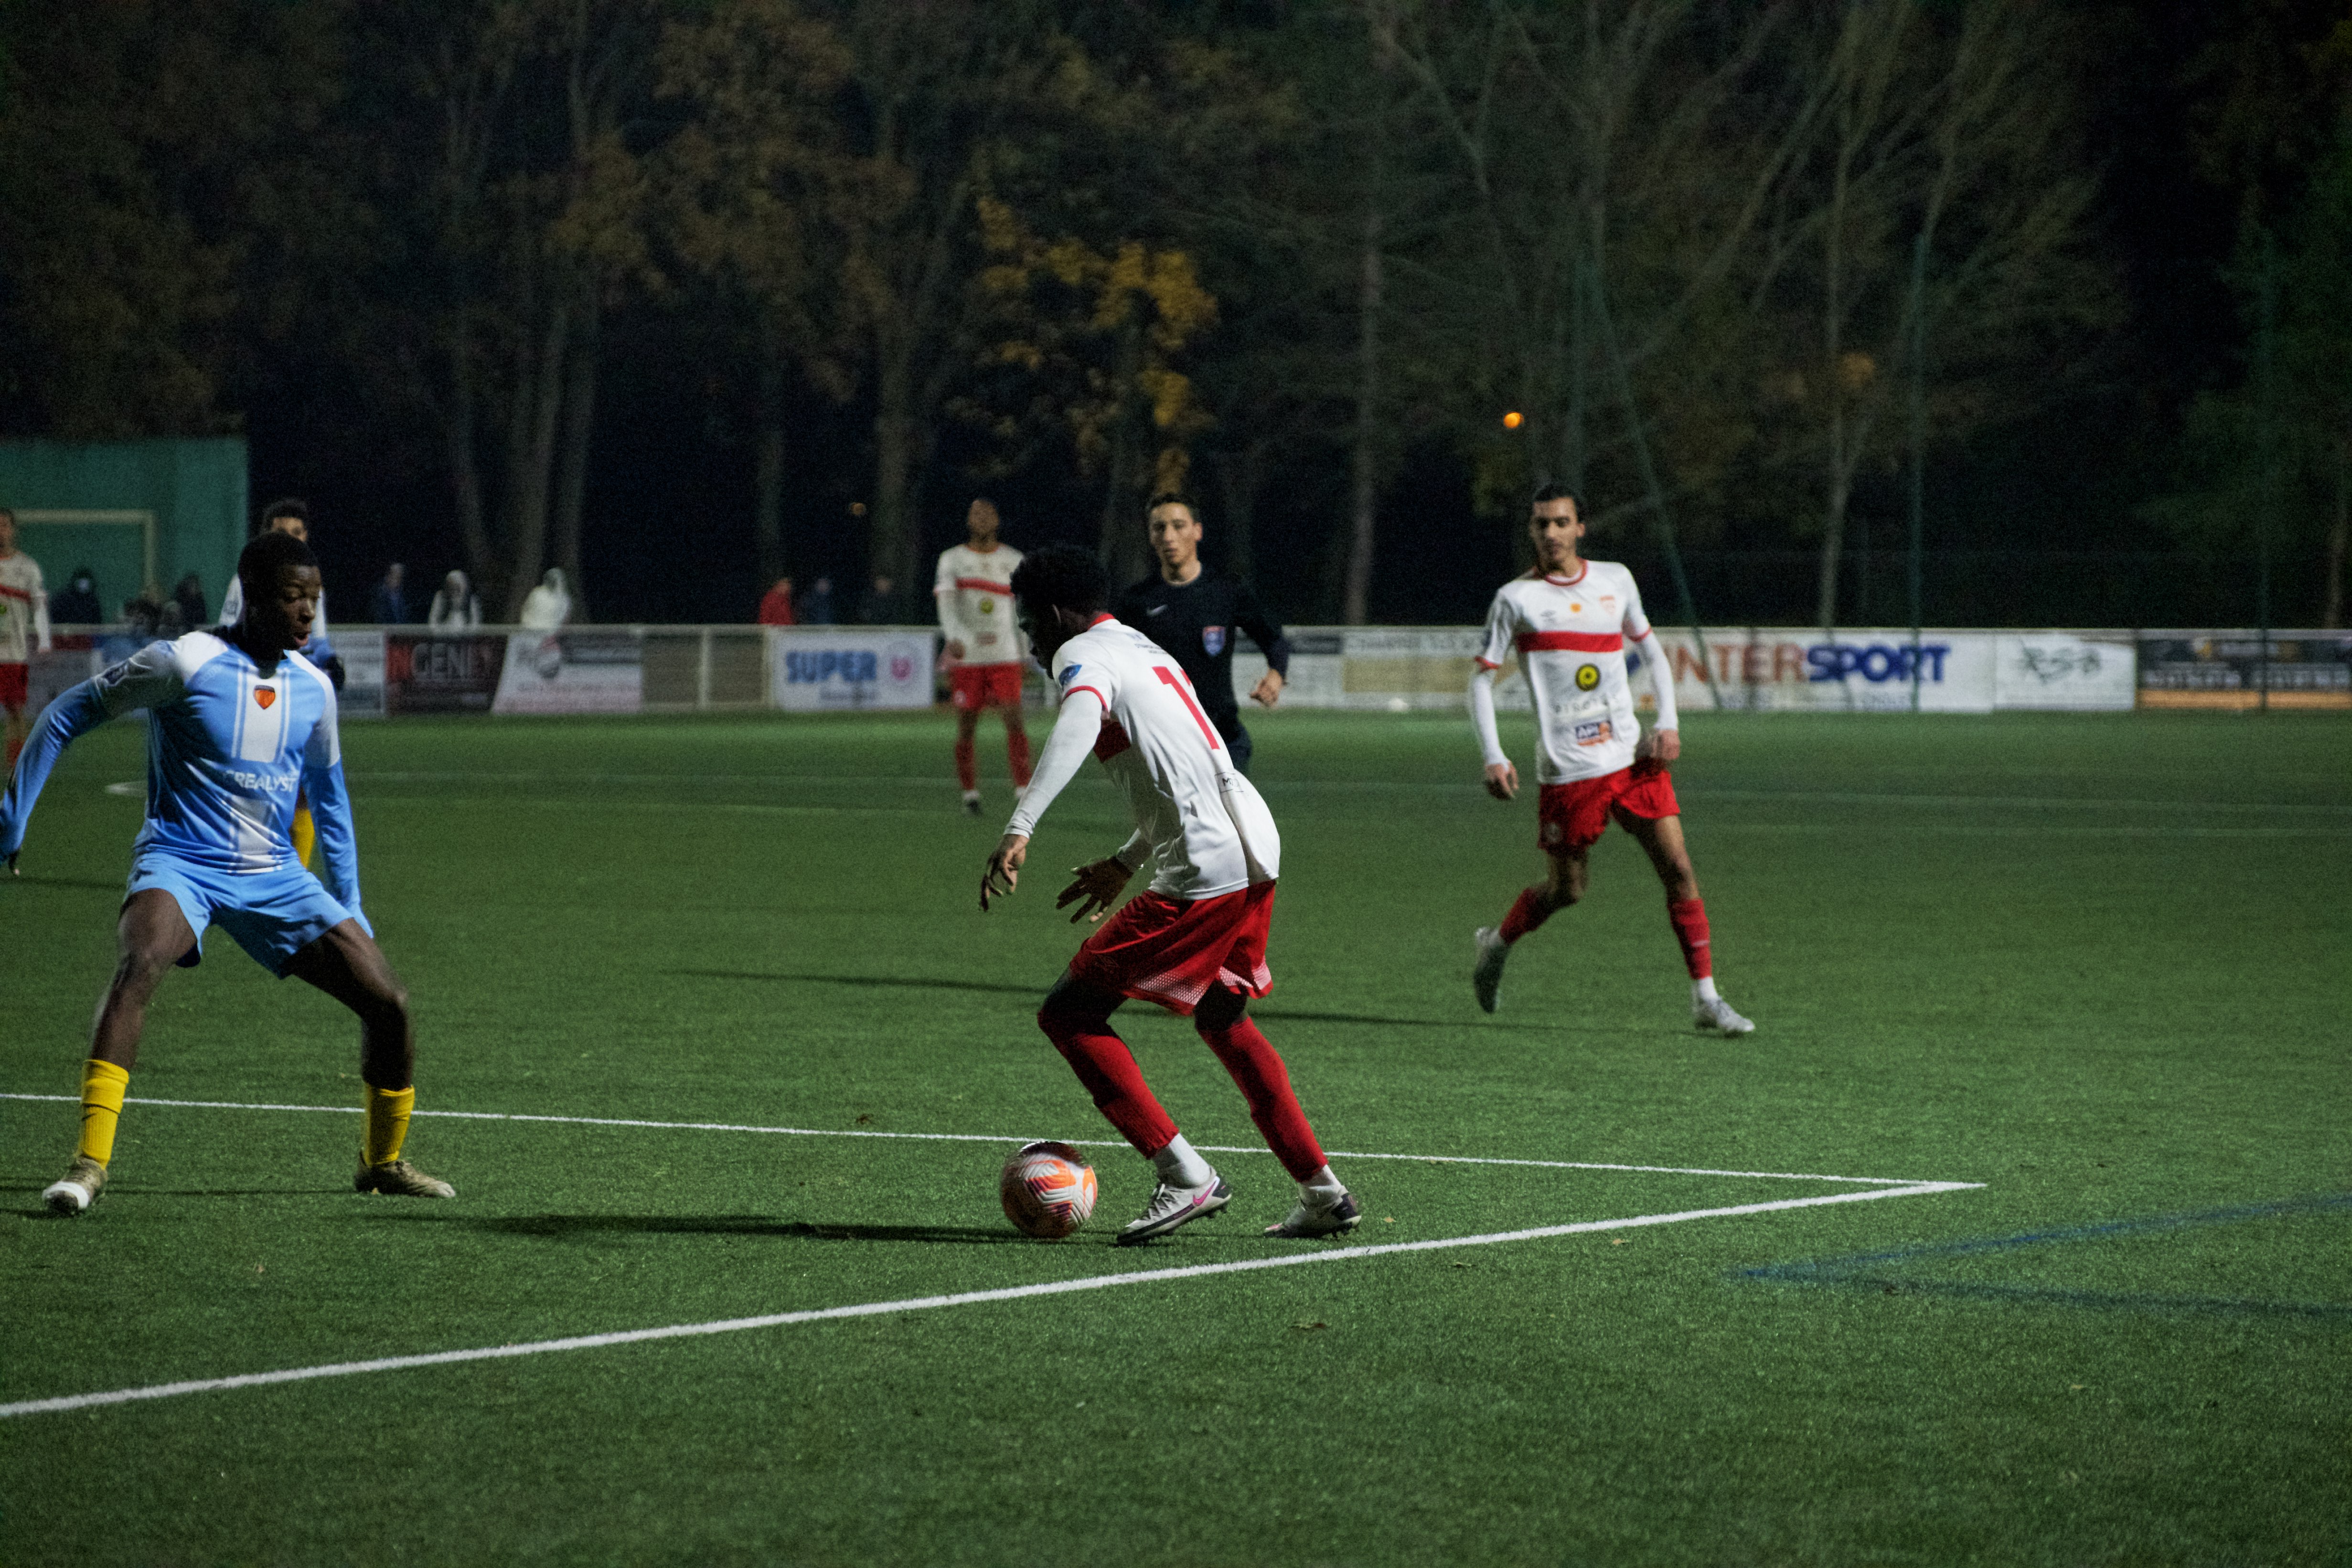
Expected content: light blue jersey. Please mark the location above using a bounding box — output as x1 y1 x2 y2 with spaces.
2 632 363 924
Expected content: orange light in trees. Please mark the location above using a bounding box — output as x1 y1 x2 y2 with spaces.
1502 411 1524 429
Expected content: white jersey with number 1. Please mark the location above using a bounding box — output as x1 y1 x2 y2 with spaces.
1006 615 1280 901
1475 560 1664 785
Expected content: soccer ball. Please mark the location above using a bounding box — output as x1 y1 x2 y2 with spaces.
999 1141 1099 1239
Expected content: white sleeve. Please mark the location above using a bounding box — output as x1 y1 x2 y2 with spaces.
219 576 245 628
1631 627 1678 730
933 552 963 642
32 569 50 653
1475 588 1515 671
1468 666 1508 768
314 586 330 639
1003 687 1103 839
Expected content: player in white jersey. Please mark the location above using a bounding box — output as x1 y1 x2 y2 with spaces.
1 530 453 1215
0 506 54 776
934 498 1032 813
980 544 1358 1244
1466 486 1754 1035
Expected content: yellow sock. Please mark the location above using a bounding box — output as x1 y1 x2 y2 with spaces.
76 1059 131 1166
292 805 317 868
363 1085 415 1167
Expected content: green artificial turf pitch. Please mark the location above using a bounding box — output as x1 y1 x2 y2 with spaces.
1 707 2346 1567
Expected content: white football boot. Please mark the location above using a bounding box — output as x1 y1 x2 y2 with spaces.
1472 927 1510 1014
1694 995 1756 1036
43 1155 107 1216
1114 1173 1232 1246
1265 1187 1362 1239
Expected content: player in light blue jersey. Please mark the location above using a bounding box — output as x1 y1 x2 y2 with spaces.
1 530 452 1216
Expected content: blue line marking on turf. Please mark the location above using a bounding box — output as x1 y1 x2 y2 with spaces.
1738 1191 2352 1319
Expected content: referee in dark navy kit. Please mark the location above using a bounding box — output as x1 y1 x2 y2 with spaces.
1112 491 1291 773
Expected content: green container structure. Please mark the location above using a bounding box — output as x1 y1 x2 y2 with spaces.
0 437 247 622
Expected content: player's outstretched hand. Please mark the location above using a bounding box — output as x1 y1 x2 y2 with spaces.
1644 728 1681 765
1483 761 1519 801
1056 857 1133 925
1250 669 1285 710
981 833 1028 911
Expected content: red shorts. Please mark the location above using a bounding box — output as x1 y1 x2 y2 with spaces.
0 662 25 710
1069 881 1277 1016
950 662 1024 711
1537 760 1680 853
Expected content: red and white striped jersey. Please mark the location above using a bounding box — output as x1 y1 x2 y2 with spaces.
0 550 50 663
1009 615 1281 900
1475 560 1654 783
933 542 1026 667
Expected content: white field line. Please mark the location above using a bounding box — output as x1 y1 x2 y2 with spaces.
0 1093 1949 1187
0 1180 1976 1421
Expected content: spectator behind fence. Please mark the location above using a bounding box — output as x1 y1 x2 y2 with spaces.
856 573 907 625
758 575 797 626
429 571 481 629
371 564 409 624
170 573 208 630
519 568 572 630
122 595 161 640
53 566 103 624
799 575 836 625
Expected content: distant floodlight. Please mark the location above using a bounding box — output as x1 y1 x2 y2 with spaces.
1502 411 1524 429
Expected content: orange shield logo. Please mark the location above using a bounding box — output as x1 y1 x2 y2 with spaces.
255 688 277 710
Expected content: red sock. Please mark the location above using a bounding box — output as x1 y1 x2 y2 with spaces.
1038 1004 1177 1157
1197 1017 1327 1181
1668 896 1712 979
1005 719 1032 788
953 734 977 791
1499 887 1550 945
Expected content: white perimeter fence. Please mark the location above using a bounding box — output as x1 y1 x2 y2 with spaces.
24 625 2352 718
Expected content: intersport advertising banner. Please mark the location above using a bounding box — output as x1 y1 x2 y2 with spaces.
492 630 644 715
1639 629 1997 712
770 628 937 710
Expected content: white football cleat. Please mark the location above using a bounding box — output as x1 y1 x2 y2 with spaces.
43 1155 107 1216
1694 996 1755 1036
1114 1173 1231 1246
1472 927 1509 1014
1265 1187 1362 1239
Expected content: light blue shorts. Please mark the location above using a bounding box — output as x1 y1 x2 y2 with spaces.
126 853 356 976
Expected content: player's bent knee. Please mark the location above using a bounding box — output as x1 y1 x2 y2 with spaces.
1039 972 1118 1035
1193 985 1248 1034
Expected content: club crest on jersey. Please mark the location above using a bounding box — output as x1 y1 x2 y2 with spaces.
254 687 277 710
1574 663 1600 691
1201 625 1226 656
1572 718 1613 746
978 596 996 614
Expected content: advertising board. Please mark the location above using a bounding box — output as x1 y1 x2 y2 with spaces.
492 630 644 715
2137 631 2352 709
1992 633 2137 711
771 628 937 711
335 629 387 718
1646 629 1995 712
385 631 506 715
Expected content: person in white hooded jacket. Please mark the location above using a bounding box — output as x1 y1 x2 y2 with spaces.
428 571 481 629
519 568 572 630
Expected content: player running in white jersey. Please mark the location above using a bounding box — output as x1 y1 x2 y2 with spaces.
1 530 453 1215
934 498 1031 814
0 505 54 777
980 544 1358 1244
1467 486 1754 1035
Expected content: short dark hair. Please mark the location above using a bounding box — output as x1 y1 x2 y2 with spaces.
1530 483 1584 513
1009 544 1108 619
237 529 316 595
257 497 310 532
0 505 14 526
1145 491 1198 520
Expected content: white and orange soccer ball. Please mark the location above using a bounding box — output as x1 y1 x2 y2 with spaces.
999 1140 1098 1239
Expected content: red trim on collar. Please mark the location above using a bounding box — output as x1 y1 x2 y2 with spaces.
1086 612 1115 627
1542 563 1589 587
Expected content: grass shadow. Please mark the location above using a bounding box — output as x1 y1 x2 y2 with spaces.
367 1210 1037 1246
